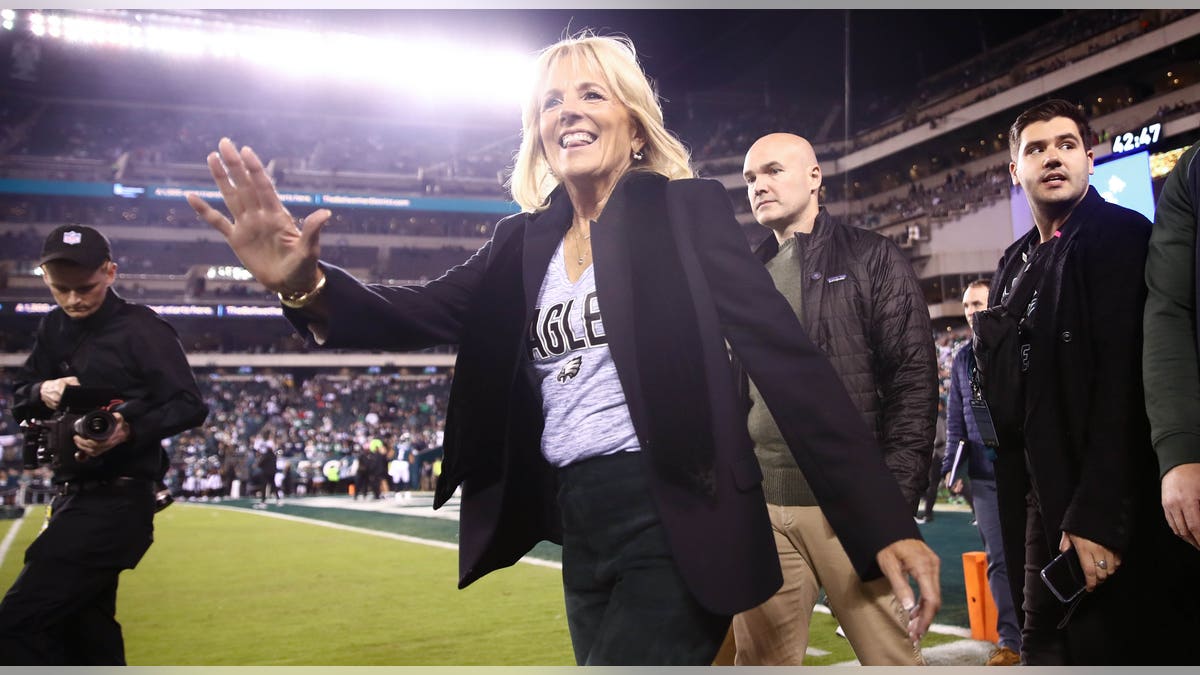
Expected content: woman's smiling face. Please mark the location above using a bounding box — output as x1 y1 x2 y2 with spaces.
538 56 643 196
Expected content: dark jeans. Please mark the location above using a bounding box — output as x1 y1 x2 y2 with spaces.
971 479 1021 652
556 451 729 665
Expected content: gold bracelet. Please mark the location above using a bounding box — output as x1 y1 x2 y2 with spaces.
278 272 327 309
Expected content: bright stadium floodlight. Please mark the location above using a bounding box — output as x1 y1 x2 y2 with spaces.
405 37 533 103
17 9 534 110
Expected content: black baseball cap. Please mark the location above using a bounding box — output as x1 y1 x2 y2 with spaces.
39 225 112 269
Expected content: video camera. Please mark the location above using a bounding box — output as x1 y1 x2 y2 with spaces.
21 386 121 470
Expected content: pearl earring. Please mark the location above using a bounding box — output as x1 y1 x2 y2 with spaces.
632 149 644 161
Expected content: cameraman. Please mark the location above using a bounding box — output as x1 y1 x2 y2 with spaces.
0 225 208 665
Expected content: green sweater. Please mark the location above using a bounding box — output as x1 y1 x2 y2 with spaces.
1144 143 1200 477
747 236 817 506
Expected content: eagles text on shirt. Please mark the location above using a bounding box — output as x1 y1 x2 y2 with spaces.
528 290 608 369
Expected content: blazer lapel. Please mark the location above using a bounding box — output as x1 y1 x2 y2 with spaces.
591 174 648 429
522 188 572 312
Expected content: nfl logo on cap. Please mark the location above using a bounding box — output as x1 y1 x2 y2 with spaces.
39 225 112 269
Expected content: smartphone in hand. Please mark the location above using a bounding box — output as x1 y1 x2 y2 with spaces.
1040 547 1086 603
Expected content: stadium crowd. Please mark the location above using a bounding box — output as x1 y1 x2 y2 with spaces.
159 372 448 500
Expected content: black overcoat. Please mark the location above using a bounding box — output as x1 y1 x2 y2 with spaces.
991 187 1197 661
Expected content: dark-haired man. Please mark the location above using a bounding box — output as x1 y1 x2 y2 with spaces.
987 99 1197 664
0 225 208 665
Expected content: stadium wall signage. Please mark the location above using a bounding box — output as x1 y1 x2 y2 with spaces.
0 179 521 216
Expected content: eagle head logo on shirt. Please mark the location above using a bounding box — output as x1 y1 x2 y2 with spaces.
556 355 583 383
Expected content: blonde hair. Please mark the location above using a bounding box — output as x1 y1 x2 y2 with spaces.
509 32 693 213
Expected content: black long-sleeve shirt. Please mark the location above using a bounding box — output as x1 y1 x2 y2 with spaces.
13 289 208 482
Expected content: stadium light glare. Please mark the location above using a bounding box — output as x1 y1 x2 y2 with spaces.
63 16 107 45
1 9 15 21
145 25 206 57
239 30 531 108
105 22 130 48
208 29 240 60
20 9 534 109
2 22 11 32
240 26 314 73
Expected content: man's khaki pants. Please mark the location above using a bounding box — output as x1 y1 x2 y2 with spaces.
730 504 925 665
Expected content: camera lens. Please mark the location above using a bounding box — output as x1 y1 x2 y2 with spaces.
74 410 116 440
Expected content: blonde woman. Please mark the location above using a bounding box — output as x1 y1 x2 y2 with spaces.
189 32 939 665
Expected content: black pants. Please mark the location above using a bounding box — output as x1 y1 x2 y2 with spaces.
0 487 153 665
916 454 942 519
556 451 728 665
0 558 126 664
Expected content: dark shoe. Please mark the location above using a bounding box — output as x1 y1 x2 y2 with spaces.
986 646 1020 666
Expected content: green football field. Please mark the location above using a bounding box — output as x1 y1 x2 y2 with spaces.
0 501 961 665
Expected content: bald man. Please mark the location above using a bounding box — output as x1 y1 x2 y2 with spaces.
732 134 937 665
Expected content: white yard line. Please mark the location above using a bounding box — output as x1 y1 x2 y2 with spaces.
0 509 29 568
196 503 563 571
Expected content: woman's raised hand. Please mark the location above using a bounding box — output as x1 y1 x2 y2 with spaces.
186 137 330 294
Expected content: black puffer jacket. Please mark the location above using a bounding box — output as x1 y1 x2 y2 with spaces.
744 208 938 507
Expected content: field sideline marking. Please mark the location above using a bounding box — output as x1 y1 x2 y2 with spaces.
811 602 972 639
195 503 563 571
0 508 29 569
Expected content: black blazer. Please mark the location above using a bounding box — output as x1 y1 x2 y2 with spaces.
289 173 918 615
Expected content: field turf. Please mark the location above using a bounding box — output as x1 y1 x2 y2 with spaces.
0 500 963 665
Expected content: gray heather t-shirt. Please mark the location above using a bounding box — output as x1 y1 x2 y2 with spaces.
528 241 640 467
